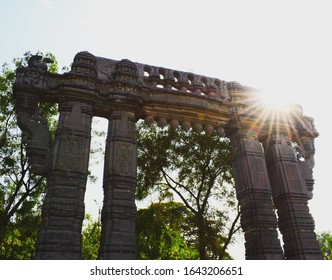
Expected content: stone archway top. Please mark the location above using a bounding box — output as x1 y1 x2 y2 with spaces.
14 51 317 139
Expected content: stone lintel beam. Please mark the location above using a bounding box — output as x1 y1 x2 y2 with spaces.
13 52 240 127
15 53 318 143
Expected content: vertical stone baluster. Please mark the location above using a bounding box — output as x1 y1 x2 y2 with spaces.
229 129 284 259
295 113 319 201
35 101 93 259
15 90 52 175
264 132 323 259
297 135 316 200
99 110 137 260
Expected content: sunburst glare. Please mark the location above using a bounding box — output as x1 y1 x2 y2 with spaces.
242 87 303 142
259 88 293 112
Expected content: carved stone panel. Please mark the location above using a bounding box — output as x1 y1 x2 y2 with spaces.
54 136 85 172
112 142 136 177
249 159 270 190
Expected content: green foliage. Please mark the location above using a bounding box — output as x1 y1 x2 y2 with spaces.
137 201 199 260
137 121 240 259
317 232 332 260
81 214 101 260
0 209 41 259
137 122 234 203
0 52 58 259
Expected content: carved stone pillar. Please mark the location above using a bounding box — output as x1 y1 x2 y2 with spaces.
264 132 323 259
99 110 137 260
229 129 284 259
35 101 93 259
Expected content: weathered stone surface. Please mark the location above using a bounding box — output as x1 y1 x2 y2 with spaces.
13 53 322 260
228 129 284 260
264 133 323 259
34 101 93 259
99 110 137 260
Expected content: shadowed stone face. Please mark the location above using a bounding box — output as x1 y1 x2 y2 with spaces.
13 52 322 260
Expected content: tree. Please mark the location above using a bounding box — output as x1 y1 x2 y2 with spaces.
137 122 241 259
317 232 332 260
0 52 58 259
137 201 199 260
81 214 101 260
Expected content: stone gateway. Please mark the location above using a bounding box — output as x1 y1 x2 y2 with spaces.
13 52 323 260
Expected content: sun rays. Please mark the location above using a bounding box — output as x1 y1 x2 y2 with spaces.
240 88 305 145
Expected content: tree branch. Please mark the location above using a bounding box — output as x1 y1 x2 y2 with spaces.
201 178 215 215
162 169 197 202
161 169 198 215
219 206 241 259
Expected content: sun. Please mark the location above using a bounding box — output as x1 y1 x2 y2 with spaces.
242 86 302 139
258 88 293 112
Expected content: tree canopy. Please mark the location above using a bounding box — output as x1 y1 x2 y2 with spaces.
137 121 241 259
0 51 58 259
137 201 199 260
81 214 101 260
317 231 332 260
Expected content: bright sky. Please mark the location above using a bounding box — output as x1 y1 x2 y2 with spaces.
1 0 332 259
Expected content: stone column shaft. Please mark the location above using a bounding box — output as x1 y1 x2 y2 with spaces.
99 111 137 259
35 102 92 259
230 130 284 259
264 133 323 259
